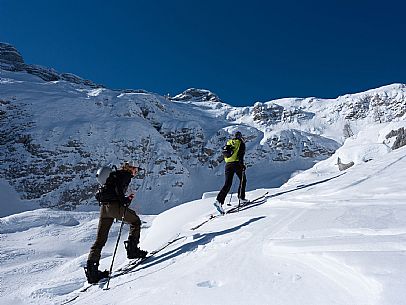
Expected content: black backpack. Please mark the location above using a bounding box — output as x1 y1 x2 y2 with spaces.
222 144 234 158
95 170 118 203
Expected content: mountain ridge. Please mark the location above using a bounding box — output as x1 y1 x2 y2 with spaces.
1 42 405 214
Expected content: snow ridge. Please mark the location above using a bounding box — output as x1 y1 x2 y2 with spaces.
1 42 406 216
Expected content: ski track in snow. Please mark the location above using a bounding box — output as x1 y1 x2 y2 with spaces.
2 147 406 304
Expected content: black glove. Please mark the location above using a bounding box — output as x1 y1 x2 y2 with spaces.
123 194 134 207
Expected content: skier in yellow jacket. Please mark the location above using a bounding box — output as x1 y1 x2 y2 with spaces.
214 131 247 214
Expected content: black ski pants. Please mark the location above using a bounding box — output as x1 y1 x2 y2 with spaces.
88 202 141 263
216 162 246 205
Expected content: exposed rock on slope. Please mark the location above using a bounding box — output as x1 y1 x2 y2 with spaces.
1 43 405 214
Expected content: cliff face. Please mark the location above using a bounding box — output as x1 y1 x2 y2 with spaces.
1 43 406 214
0 43 24 63
0 43 100 87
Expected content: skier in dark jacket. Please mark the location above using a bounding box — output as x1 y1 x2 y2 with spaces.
85 162 147 284
214 131 247 214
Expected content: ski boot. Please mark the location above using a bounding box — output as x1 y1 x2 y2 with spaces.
84 261 109 284
124 237 148 259
214 200 225 215
239 198 249 205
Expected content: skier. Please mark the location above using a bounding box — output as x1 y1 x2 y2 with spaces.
214 131 247 214
85 162 148 284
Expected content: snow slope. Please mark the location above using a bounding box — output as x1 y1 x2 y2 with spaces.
2 53 405 214
0 179 40 217
1 124 406 305
0 68 340 214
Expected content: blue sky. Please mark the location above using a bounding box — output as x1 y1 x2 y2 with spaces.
1 0 405 106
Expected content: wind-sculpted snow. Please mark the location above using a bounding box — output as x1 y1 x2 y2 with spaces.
0 209 80 234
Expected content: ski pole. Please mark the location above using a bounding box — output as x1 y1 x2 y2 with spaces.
237 168 246 212
105 205 128 290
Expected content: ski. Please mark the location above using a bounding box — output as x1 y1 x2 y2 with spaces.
62 233 186 304
191 192 269 231
190 214 219 230
112 234 186 277
228 191 269 213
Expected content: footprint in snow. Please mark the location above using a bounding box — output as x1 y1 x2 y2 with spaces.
196 280 223 288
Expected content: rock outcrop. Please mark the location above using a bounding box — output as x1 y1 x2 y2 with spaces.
0 43 101 88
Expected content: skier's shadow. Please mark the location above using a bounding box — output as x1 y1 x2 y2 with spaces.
126 216 265 275
237 172 346 213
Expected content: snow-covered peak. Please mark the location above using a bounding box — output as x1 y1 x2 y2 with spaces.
170 88 231 112
1 42 406 215
172 88 224 103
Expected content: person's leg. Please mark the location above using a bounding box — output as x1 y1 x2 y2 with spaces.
216 163 236 204
88 206 114 263
236 166 247 200
122 207 142 243
111 205 147 259
86 205 114 283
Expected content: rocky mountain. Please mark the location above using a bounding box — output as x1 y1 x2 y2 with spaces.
1 43 405 214
0 42 100 88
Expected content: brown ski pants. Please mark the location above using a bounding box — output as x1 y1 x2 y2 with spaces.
87 203 141 263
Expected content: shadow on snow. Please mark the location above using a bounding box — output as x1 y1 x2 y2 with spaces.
237 172 346 213
116 216 266 284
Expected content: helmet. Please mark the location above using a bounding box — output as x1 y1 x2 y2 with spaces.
235 131 242 139
96 166 112 185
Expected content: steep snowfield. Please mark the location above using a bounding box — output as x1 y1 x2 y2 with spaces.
2 65 405 214
1 125 406 305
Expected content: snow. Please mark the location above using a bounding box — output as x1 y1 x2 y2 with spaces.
1 125 406 304
1 63 406 304
2 67 406 217
0 180 40 217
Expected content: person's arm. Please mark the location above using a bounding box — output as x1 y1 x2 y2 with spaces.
114 173 132 206
238 140 245 165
